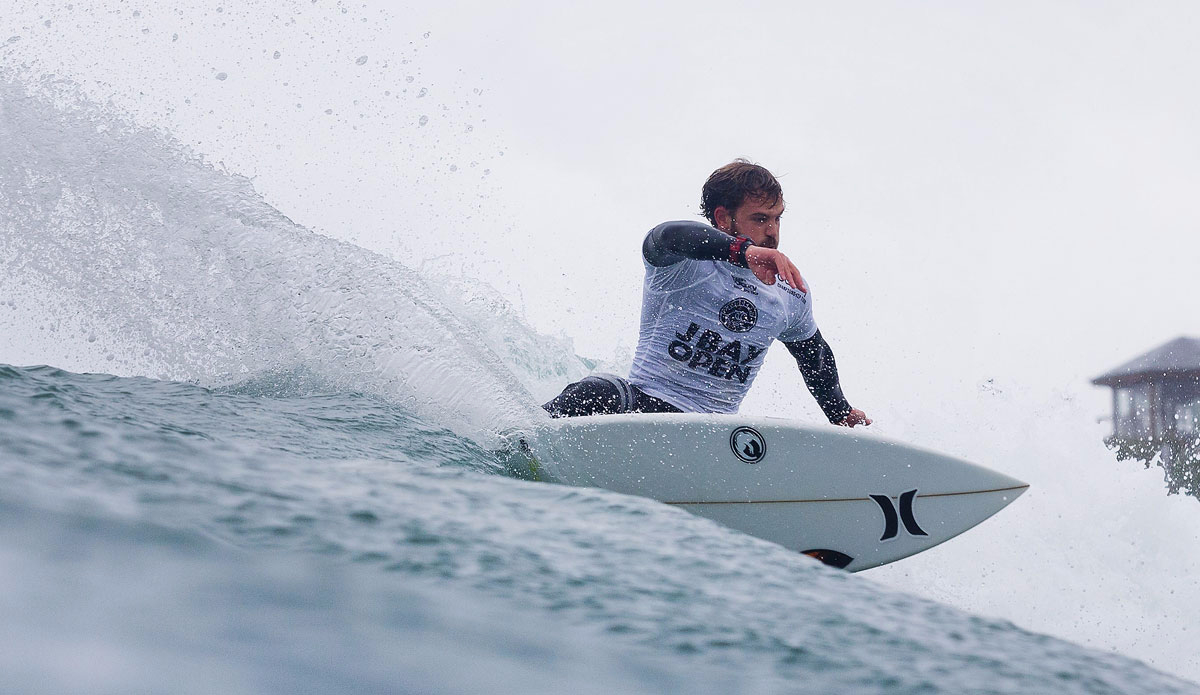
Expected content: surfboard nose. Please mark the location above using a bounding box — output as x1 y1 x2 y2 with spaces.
962 466 1029 505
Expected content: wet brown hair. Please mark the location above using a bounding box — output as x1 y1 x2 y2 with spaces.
700 159 783 225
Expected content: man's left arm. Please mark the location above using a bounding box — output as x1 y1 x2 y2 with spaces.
783 330 871 427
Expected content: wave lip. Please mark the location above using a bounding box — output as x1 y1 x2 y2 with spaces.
0 75 558 443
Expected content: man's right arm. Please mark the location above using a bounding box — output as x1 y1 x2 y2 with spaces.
642 221 752 268
643 221 806 290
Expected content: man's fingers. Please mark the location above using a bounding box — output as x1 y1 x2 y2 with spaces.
795 270 808 292
769 251 806 292
773 256 786 285
749 248 803 287
785 259 806 292
795 269 808 293
845 410 872 427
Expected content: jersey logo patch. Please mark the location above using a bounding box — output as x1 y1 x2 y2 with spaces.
719 298 757 332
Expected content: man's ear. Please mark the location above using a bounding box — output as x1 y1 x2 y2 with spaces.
713 206 734 233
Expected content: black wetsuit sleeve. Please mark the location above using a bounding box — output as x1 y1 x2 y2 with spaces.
784 330 853 424
642 221 752 268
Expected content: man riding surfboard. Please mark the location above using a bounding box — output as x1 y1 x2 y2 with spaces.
544 159 870 428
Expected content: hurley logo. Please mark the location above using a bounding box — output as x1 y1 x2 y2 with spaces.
869 490 929 542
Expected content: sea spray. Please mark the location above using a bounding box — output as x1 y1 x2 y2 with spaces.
0 74 559 443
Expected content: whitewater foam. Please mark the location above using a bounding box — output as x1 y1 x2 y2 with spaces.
0 75 578 443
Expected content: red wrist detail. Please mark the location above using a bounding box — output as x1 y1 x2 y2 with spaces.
729 236 752 267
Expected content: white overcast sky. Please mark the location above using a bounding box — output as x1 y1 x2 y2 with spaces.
444 0 1200 389
6 0 1197 405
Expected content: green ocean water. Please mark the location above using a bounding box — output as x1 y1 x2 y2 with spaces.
0 364 1195 694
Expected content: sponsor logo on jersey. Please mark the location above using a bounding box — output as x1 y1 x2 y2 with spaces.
719 298 758 332
780 281 807 303
667 322 765 383
731 275 759 296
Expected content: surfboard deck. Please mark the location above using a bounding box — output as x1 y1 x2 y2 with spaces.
510 413 1027 572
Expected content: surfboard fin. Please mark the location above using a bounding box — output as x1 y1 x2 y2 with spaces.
802 549 854 570
492 433 546 482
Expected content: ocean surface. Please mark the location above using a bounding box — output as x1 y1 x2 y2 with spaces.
0 363 1194 695
2 73 1199 694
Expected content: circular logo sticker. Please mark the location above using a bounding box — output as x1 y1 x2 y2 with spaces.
719 298 758 332
729 426 766 463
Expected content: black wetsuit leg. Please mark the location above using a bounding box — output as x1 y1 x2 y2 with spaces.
630 387 681 414
543 375 682 418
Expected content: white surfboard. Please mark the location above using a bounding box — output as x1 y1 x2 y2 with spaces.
513 413 1027 572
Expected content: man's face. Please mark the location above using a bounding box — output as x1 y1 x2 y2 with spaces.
715 195 785 249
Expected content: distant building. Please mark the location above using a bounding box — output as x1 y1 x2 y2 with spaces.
1092 337 1200 441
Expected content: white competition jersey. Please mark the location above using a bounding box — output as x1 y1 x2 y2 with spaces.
627 257 818 413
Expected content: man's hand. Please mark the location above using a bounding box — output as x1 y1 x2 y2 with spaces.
745 246 808 292
837 409 872 428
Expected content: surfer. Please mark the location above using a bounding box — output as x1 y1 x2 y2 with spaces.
544 159 871 428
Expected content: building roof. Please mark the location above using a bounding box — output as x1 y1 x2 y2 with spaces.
1093 336 1200 387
